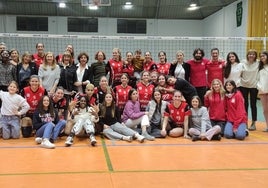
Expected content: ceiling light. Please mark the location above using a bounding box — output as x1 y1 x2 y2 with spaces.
59 2 66 8
190 3 197 7
88 5 98 10
187 6 199 11
124 2 133 9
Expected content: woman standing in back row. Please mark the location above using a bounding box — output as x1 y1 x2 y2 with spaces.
257 51 268 132
240 49 259 131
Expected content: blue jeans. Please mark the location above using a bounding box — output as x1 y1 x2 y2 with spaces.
1 115 20 139
36 122 54 139
224 121 246 140
51 120 66 140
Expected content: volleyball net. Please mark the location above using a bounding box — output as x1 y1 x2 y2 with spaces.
0 33 267 62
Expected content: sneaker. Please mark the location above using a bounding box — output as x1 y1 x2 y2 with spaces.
142 132 155 141
41 139 55 149
35 137 42 144
192 136 200 142
248 122 256 131
135 134 145 143
122 136 133 142
65 136 74 147
89 135 97 146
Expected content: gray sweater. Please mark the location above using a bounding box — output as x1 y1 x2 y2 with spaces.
190 106 212 133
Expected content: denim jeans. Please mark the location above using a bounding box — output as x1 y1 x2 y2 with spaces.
224 121 246 140
51 120 66 140
1 115 20 139
36 122 54 139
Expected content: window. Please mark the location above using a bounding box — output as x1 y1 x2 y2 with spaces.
17 17 48 31
117 19 146 34
68 18 98 32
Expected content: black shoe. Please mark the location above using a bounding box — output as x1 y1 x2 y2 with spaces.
245 129 249 136
192 136 200 142
212 134 221 141
49 138 54 143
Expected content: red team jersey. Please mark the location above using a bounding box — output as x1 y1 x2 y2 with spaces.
115 85 132 113
122 64 135 77
157 63 171 75
22 86 46 115
137 82 155 111
206 60 225 87
143 61 157 72
108 59 123 86
187 58 209 87
32 53 45 68
160 85 175 102
164 102 191 127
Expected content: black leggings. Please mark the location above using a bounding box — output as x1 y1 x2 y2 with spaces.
239 87 258 121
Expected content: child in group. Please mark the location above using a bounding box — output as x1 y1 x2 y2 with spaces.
161 90 190 138
189 96 222 141
85 83 98 106
0 81 30 139
204 79 226 135
65 95 99 147
20 75 47 138
146 89 169 138
33 95 66 149
122 88 155 141
224 80 247 140
99 93 145 142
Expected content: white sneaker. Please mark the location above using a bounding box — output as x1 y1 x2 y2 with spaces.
142 132 155 141
35 137 42 144
41 139 55 149
122 136 133 142
135 134 145 143
90 135 97 146
65 136 73 147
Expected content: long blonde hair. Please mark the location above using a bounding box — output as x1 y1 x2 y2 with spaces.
207 79 225 99
41 52 57 71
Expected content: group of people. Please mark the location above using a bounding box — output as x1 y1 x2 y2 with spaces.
0 41 267 149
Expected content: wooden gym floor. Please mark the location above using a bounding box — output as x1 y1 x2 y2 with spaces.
0 121 268 188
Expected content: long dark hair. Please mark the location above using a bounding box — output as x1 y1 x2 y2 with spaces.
128 88 137 100
224 52 240 79
37 95 55 117
259 51 268 71
224 80 238 94
152 89 163 109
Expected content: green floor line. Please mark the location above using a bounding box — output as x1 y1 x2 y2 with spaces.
101 138 114 172
1 167 268 177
